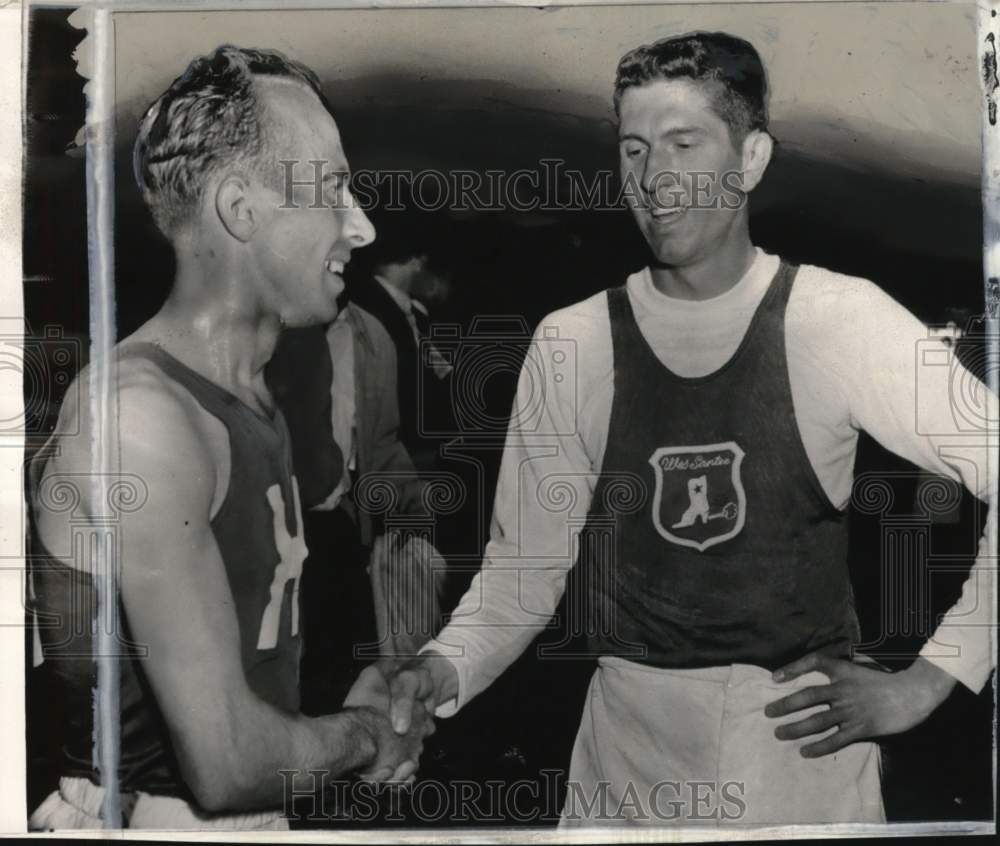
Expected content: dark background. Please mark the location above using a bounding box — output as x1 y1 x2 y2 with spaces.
23 7 994 826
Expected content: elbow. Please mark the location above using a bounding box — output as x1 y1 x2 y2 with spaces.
183 760 240 813
188 778 234 815
179 742 251 814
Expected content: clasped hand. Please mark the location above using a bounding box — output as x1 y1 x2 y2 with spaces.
343 659 438 783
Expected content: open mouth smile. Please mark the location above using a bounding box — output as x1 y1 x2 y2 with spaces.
648 205 688 225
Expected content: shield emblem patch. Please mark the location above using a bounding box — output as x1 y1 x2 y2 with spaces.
649 442 746 551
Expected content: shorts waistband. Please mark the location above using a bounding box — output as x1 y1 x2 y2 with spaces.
38 776 287 831
596 656 829 687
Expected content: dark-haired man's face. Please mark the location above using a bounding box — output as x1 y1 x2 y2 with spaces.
410 256 452 307
618 78 748 269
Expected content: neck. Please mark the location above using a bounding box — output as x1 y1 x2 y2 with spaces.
649 226 756 301
137 250 281 397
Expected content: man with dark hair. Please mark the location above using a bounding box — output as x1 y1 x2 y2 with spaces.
376 31 996 826
346 214 454 474
28 45 433 829
613 31 768 139
267 296 445 717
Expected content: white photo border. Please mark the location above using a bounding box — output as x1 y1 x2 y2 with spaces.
2 0 996 839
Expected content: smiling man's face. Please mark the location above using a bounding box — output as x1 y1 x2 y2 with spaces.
618 78 748 271
247 79 375 327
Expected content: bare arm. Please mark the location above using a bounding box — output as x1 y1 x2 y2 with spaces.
103 373 425 812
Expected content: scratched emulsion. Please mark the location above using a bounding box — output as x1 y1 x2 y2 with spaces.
987 277 1000 319
983 6 1000 371
983 32 998 126
69 6 122 829
979 11 1000 809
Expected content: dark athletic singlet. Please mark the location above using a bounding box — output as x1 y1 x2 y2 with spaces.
29 342 306 797
578 261 860 670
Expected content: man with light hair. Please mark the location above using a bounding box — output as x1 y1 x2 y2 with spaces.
377 31 996 826
28 45 433 830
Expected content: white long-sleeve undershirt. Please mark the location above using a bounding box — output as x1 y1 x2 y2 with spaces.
425 249 997 714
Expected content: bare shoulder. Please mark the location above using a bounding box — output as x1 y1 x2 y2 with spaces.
38 354 218 517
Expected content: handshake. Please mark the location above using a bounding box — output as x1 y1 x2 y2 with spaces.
340 654 458 785
336 531 459 784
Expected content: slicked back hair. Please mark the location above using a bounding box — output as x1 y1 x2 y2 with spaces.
133 44 329 238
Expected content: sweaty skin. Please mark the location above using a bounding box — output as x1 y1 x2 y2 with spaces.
33 78 436 814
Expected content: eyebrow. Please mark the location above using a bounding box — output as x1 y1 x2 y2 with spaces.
618 126 707 143
663 126 706 138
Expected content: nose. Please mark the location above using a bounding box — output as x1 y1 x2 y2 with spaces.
641 146 680 199
343 194 376 249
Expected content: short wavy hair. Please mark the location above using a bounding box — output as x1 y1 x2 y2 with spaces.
613 32 769 144
133 45 328 237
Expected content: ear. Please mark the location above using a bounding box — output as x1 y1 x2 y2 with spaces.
739 130 774 193
214 175 257 242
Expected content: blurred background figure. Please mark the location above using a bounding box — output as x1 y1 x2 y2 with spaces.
346 214 457 475
267 297 445 716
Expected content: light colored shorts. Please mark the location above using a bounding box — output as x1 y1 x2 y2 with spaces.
559 658 885 828
30 776 290 831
